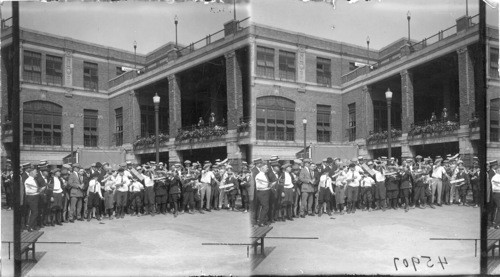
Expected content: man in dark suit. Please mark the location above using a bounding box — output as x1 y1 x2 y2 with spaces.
250 158 262 226
35 161 50 228
299 159 315 217
267 159 281 223
67 164 84 222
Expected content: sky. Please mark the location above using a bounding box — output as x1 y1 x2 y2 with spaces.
0 0 498 53
0 1 251 55
252 0 498 50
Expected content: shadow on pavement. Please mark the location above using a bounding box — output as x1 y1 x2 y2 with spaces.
21 251 47 277
251 246 276 270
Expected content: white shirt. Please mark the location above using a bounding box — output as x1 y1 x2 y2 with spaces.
143 174 154 187
201 171 215 184
319 175 334 194
373 169 385 183
361 176 375 187
255 171 270 191
283 172 293 188
87 179 102 194
24 176 39 195
53 177 63 193
345 170 361 187
492 173 500 193
432 166 446 179
129 181 143 192
115 174 130 192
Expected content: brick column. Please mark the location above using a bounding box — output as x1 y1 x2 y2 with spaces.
457 46 475 126
400 69 414 133
226 135 242 169
297 45 306 92
225 50 243 130
168 148 182 166
168 74 181 137
363 85 374 134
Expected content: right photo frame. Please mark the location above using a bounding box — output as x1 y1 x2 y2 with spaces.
247 0 498 275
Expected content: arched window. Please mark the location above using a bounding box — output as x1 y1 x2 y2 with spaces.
256 96 295 141
23 101 62 146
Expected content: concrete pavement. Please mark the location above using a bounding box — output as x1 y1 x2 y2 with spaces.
1 209 251 276
252 204 480 275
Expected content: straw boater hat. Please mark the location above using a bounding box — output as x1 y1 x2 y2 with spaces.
282 163 291 170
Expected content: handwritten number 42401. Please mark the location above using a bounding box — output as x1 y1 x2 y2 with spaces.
394 256 448 271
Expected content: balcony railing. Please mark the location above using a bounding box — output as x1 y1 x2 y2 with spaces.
133 132 170 150
175 121 228 142
237 116 251 133
341 14 479 84
408 117 460 138
366 126 402 144
108 17 251 89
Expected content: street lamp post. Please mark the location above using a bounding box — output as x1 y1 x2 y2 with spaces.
366 36 370 69
70 123 74 163
153 93 161 164
174 15 178 49
407 11 411 44
385 88 393 160
302 118 307 159
133 41 137 71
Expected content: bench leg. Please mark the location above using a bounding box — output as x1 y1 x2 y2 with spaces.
261 238 265 256
32 243 37 262
8 242 11 260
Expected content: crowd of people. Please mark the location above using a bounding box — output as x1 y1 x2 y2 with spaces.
1 158 252 232
249 154 482 227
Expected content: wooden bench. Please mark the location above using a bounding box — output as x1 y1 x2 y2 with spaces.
3 231 44 261
250 226 273 256
488 229 500 257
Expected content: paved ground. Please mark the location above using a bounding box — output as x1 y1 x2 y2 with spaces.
252 205 480 275
1 209 251 276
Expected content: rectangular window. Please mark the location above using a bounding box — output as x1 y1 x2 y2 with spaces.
373 101 402 133
140 105 169 138
491 48 499 78
279 50 296 81
491 99 500 142
256 46 275 79
83 62 98 91
46 55 63 85
348 103 356 142
316 57 331 87
23 50 41 83
115 108 123 146
317 105 331 142
84 109 98 147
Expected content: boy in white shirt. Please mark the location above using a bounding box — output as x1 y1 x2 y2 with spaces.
360 173 375 212
129 176 144 217
86 173 103 221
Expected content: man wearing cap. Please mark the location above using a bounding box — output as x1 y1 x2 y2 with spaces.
200 163 215 212
35 162 50 227
255 163 272 226
345 163 362 214
372 162 386 211
291 159 303 217
250 158 262 225
430 159 450 207
67 164 85 222
299 159 315 217
49 168 64 226
24 168 41 231
490 162 500 228
470 160 480 208
61 164 72 222
454 164 470 206
267 158 281 223
2 164 13 210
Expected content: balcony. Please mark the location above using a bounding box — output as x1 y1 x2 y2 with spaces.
108 17 251 89
133 133 170 150
175 121 228 144
366 127 402 145
341 14 479 84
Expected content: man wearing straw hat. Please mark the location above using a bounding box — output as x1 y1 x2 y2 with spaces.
430 158 450 207
200 162 215 212
299 159 315 217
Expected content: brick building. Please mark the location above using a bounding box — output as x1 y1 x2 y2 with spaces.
250 14 498 164
1 18 251 167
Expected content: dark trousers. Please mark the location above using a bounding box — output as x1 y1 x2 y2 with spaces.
361 187 373 208
413 186 426 206
493 193 500 226
256 190 270 224
318 187 331 212
442 181 451 204
25 195 39 229
211 186 220 209
375 182 386 200
4 184 13 208
182 191 195 210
